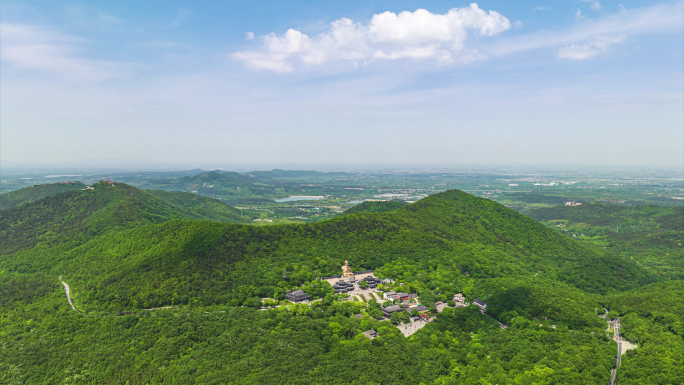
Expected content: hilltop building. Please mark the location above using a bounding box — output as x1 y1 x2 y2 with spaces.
361 276 381 289
285 290 309 303
473 299 487 313
362 330 378 339
333 280 355 293
382 305 404 318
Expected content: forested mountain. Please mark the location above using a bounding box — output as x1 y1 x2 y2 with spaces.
0 180 248 255
604 280 684 383
1 190 654 313
0 188 674 384
0 287 616 384
132 170 280 204
526 204 684 279
0 181 86 209
343 200 407 215
137 170 254 192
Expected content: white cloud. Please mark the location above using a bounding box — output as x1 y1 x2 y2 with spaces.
233 4 510 72
0 23 129 82
491 3 683 60
534 6 551 11
245 32 254 40
575 9 586 21
582 0 603 11
558 36 623 59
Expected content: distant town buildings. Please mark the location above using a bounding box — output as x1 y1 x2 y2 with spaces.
564 201 582 206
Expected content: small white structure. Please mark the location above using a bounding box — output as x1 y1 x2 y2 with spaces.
473 299 487 313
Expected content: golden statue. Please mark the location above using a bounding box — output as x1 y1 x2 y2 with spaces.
341 260 354 278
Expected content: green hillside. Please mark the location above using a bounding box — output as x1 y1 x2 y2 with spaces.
343 200 407 215
135 170 271 201
526 204 684 279
0 181 86 209
0 283 616 384
604 281 684 383
0 181 248 255
1 190 655 313
146 190 246 222
1 189 664 384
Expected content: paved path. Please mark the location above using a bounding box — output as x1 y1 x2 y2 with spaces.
400 320 429 337
60 278 81 313
609 317 621 385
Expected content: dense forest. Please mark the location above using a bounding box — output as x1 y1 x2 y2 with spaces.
1 274 616 384
0 185 680 384
0 181 248 255
527 204 684 279
0 181 86 209
343 200 407 215
605 280 684 384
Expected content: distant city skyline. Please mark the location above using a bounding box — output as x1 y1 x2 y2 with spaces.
1 0 682 166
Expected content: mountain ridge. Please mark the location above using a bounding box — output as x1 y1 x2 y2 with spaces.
0 181 87 209
1 189 656 312
0 181 249 255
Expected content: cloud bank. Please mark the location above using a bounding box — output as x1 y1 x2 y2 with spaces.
233 3 511 72
234 2 683 72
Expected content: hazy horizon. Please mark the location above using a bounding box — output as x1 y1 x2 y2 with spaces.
2 159 682 174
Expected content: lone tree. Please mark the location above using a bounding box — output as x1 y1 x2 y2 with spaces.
370 308 384 320
360 281 368 289
390 312 401 325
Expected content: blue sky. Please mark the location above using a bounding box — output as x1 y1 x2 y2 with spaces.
1 0 682 167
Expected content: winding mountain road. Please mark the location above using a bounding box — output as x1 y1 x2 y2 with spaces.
60 278 81 313
609 317 621 385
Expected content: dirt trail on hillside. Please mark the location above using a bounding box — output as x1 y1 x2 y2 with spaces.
60 278 81 313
